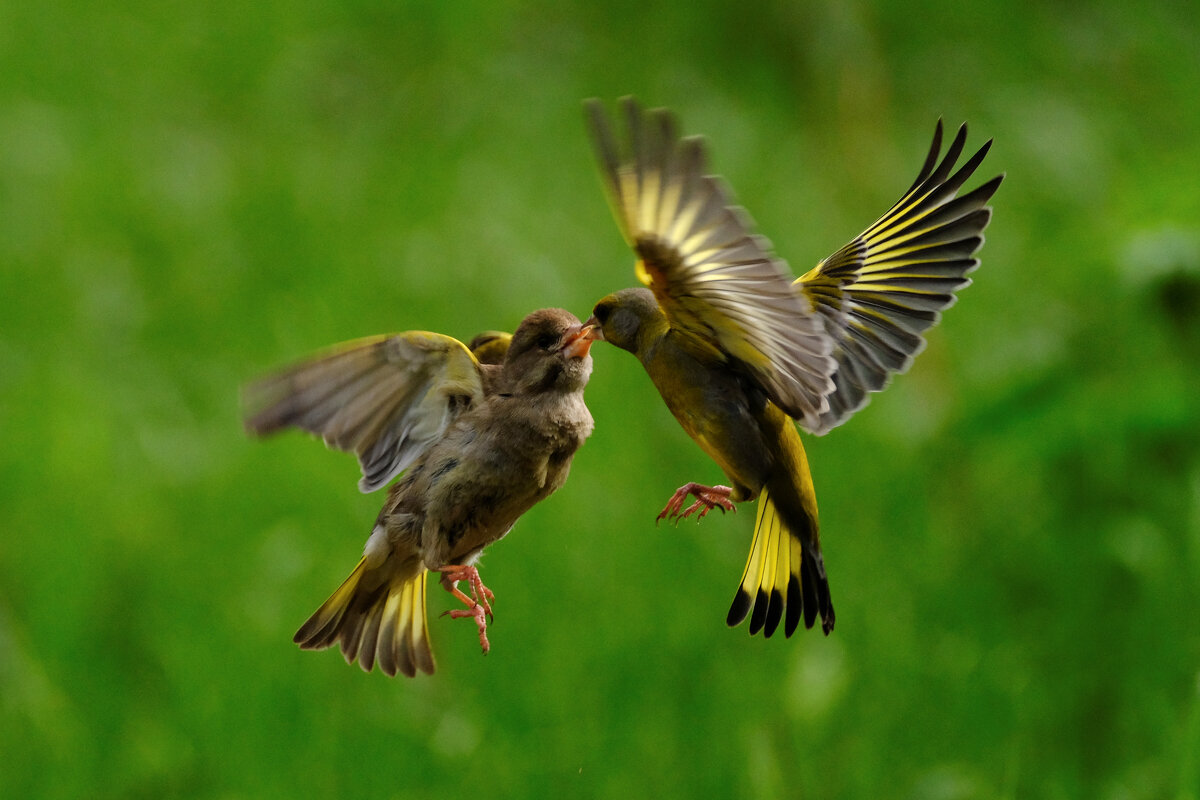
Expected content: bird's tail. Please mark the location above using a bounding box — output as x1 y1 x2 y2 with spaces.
726 412 835 637
294 557 435 677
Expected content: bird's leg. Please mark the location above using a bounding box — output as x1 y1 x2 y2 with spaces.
436 565 495 615
435 565 495 655
657 482 736 523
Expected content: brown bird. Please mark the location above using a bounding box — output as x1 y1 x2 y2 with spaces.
244 308 599 676
584 98 1001 638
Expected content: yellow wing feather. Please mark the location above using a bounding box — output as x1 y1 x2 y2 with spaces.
586 97 837 430
243 331 486 492
798 120 1003 434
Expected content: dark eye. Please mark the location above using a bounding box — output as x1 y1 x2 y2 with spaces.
592 301 612 325
536 333 558 350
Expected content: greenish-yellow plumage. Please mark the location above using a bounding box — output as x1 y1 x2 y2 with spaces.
585 98 1002 637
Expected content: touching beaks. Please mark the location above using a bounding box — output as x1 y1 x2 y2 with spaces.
582 316 605 340
561 322 602 359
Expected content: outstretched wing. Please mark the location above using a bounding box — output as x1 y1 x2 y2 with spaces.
585 97 836 431
243 331 485 492
798 120 1003 434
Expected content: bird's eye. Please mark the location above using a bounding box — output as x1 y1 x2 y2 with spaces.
592 302 612 325
536 333 558 350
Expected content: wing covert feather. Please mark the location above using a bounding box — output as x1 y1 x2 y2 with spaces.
798 120 1003 434
586 97 837 429
244 331 485 492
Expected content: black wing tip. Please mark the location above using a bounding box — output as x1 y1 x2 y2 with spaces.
727 563 835 638
727 588 753 627
747 589 770 635
784 575 803 637
586 96 684 136
818 589 836 635
727 580 836 637
294 623 327 648
240 379 292 437
763 588 785 638
583 95 639 117
585 97 688 179
242 411 278 438
811 559 836 635
968 174 1005 207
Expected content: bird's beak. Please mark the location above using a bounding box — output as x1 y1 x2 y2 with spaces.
582 316 605 341
561 322 602 359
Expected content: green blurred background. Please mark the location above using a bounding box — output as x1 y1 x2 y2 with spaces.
3 0 1198 797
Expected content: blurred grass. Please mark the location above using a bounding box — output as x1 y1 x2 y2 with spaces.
2 0 1199 798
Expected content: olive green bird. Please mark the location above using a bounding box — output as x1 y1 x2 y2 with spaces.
584 98 1002 638
244 309 598 676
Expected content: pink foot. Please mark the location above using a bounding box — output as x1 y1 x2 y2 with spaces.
446 603 491 655
436 564 495 655
656 482 736 523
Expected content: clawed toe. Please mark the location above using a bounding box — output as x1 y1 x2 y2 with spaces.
446 603 491 654
657 482 735 523
436 564 495 654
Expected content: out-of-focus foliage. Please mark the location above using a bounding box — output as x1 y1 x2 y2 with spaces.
2 1 1197 798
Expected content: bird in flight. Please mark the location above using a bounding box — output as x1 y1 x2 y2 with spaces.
584 97 1002 639
244 309 600 676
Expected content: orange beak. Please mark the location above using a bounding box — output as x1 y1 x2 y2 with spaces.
561 322 602 359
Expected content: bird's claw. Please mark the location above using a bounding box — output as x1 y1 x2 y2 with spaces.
436 565 495 653
656 482 735 524
445 603 491 654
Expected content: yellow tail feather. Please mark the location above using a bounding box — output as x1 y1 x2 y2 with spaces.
294 558 435 677
727 486 834 637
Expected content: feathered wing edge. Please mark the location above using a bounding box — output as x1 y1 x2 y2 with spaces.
243 332 486 492
798 120 1004 434
294 559 435 678
585 96 837 429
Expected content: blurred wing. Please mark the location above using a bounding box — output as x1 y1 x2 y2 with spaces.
243 331 485 492
585 97 836 430
797 120 1003 434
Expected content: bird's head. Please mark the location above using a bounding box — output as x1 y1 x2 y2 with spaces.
585 287 666 356
502 308 599 394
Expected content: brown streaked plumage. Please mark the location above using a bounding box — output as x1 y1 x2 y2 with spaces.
244 309 599 676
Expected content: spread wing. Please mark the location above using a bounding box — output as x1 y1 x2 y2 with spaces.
243 331 485 492
585 97 837 431
798 120 1003 434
